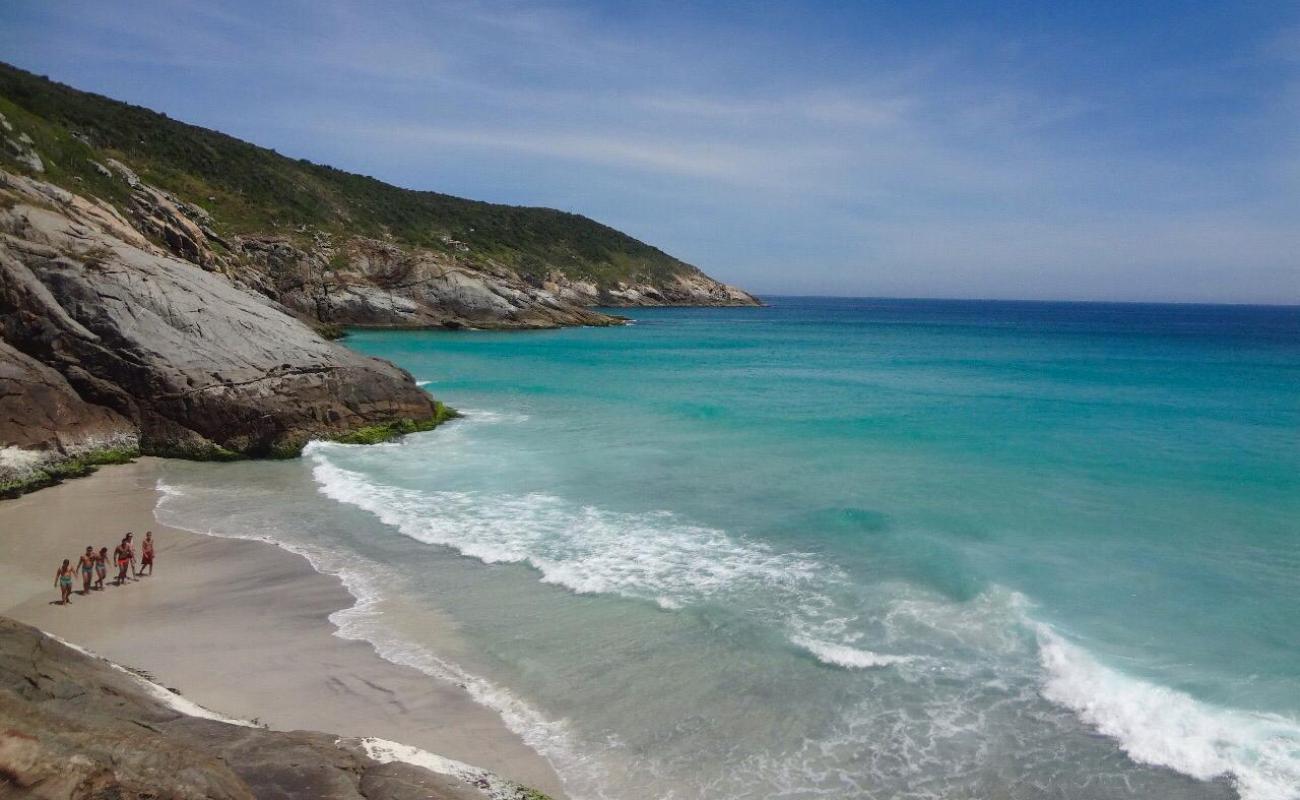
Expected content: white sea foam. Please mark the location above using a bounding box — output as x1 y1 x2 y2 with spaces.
790 635 913 669
307 447 911 673
309 452 818 607
1036 624 1300 800
415 380 433 387
352 737 540 800
457 408 531 424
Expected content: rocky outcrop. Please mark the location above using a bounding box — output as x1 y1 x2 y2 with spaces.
0 112 43 175
72 162 752 332
232 234 620 330
542 269 759 307
0 617 551 799
0 339 137 489
0 63 760 333
0 169 438 465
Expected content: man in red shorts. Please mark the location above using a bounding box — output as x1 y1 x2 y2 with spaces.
140 531 155 576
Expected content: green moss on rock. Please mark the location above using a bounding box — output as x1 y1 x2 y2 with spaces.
331 402 460 446
0 445 140 499
315 322 348 341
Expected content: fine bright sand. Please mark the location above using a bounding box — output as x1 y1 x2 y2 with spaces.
0 458 565 798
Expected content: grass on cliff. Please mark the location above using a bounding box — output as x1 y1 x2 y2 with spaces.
0 446 139 499
0 61 699 289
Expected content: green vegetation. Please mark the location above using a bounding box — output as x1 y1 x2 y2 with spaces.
315 322 348 341
0 445 139 499
149 439 244 462
0 62 701 288
331 402 460 445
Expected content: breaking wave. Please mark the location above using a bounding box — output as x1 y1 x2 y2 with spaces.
307 441 908 671
1037 624 1300 800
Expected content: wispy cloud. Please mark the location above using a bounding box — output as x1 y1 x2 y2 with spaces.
357 124 782 181
2 0 1297 302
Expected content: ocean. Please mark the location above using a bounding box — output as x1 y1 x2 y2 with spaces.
154 297 1300 800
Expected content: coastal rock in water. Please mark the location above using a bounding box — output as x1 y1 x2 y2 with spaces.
0 617 550 799
0 169 436 460
542 269 759 307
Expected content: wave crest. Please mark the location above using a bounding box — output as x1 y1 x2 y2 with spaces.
1037 625 1300 800
308 449 912 672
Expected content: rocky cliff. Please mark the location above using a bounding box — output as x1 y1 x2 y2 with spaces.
0 617 551 800
0 167 443 493
0 63 756 495
0 62 758 334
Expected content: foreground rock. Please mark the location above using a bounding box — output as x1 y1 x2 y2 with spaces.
0 617 551 800
0 169 440 486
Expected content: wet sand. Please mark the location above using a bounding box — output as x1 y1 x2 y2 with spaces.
0 458 566 798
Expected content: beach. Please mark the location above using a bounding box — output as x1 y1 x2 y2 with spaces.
0 458 566 799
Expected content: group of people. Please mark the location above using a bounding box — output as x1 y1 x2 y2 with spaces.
54 531 155 605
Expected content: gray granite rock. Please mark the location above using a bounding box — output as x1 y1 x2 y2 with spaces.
0 170 436 461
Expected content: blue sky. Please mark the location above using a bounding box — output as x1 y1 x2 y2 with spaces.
2 1 1298 303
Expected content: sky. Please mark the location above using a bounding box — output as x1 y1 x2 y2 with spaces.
2 1 1298 303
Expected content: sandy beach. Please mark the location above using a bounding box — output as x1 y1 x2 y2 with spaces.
0 458 566 798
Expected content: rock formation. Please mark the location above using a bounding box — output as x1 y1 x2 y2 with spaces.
0 63 758 493
0 168 440 488
0 62 759 338
228 233 621 330
0 617 550 800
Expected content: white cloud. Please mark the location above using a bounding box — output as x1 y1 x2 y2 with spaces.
5 0 1297 302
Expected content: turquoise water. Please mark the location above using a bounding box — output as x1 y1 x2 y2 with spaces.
157 298 1300 799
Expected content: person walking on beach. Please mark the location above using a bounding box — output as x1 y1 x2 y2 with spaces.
114 539 131 585
94 546 108 590
77 546 96 594
124 532 138 578
139 531 155 576
55 559 74 605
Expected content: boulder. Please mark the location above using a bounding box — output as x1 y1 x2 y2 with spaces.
0 339 136 486
0 169 437 459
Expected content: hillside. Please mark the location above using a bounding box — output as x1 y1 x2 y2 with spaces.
0 62 757 329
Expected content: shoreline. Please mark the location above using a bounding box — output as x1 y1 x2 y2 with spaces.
0 457 567 798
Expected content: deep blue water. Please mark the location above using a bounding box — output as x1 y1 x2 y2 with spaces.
158 298 1300 800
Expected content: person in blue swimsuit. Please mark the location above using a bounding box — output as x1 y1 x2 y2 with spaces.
77 547 96 594
94 547 108 590
55 559 74 605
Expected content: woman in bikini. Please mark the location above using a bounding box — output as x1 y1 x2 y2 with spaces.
55 559 74 605
77 546 96 594
139 531 155 576
94 546 108 590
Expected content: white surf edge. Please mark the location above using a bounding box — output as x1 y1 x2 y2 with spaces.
152 479 592 800
1033 621 1300 800
349 736 544 800
307 441 914 673
46 632 257 727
